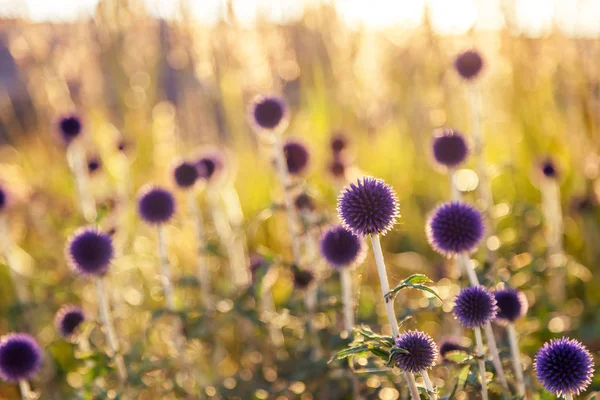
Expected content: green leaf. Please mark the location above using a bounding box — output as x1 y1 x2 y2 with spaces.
368 344 390 362
385 274 441 302
328 344 371 363
443 350 472 364
386 346 409 366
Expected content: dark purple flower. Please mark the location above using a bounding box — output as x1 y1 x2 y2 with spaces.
494 288 528 323
331 133 348 155
55 305 86 339
455 50 484 80
58 114 83 143
173 161 198 189
284 139 310 175
432 129 469 168
0 333 42 382
535 337 594 396
196 153 224 182
293 267 314 289
67 228 114 276
0 186 6 212
328 159 347 179
117 140 129 152
426 202 484 255
249 95 289 132
320 225 365 269
541 159 558 179
439 338 466 361
87 157 101 174
453 286 497 328
294 193 315 212
393 330 437 373
137 186 175 224
337 177 399 236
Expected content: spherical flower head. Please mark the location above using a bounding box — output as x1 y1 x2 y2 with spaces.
87 157 101 174
137 186 175 224
67 228 114 276
454 50 484 80
294 193 315 212
453 286 497 328
331 133 348 155
173 161 199 189
337 176 400 236
196 153 224 182
393 330 437 373
541 158 558 179
426 202 484 255
249 95 289 133
284 139 310 175
494 288 528 323
0 333 42 382
328 159 347 180
58 114 83 143
293 267 314 289
55 305 86 339
320 225 365 269
432 129 469 168
439 338 466 361
535 337 594 396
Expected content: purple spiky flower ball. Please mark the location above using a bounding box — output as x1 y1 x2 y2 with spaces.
137 186 175 224
173 161 199 189
283 139 310 175
426 202 484 255
337 177 399 236
67 228 114 276
534 337 594 396
58 114 83 143
453 286 497 328
439 338 466 361
249 95 289 133
0 333 42 382
455 50 484 80
494 288 528 323
55 305 86 339
432 129 469 168
320 225 365 269
392 330 437 373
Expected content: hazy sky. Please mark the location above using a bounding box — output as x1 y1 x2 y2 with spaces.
1 0 599 36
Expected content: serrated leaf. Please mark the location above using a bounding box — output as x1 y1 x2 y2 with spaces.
368 344 390 361
328 344 371 363
385 274 441 302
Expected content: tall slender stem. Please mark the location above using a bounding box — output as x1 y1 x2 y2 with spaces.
370 234 420 400
449 168 460 201
422 369 437 399
95 278 127 381
459 253 508 389
187 191 211 310
19 379 31 400
541 178 565 304
340 268 354 332
0 215 30 303
157 225 175 311
67 141 96 223
474 326 489 400
507 323 526 397
564 394 573 400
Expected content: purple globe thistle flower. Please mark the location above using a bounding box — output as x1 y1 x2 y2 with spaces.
67 228 114 276
87 156 101 174
292 267 314 289
328 159 347 180
453 286 497 328
173 161 199 189
439 338 466 361
294 193 315 212
283 139 310 176
55 305 86 339
392 330 437 373
494 288 528 323
540 158 558 179
534 337 594 396
454 50 484 80
331 133 348 155
0 333 42 382
320 225 365 269
196 153 224 182
337 177 400 236
137 186 175 224
57 114 83 143
249 95 289 133
426 202 485 256
432 129 469 168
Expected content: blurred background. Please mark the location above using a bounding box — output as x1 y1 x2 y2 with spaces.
1 0 600 399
